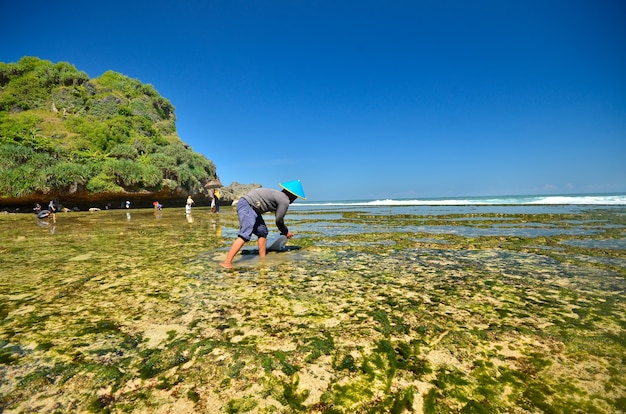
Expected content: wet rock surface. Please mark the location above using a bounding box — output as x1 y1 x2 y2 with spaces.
0 206 624 412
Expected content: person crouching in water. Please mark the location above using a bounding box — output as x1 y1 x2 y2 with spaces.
220 180 306 268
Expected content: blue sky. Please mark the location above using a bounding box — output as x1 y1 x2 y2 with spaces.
3 1 625 201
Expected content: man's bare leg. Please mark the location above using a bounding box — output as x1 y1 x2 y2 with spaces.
258 237 267 258
221 237 246 268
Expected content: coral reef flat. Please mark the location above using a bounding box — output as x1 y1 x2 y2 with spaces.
0 206 625 413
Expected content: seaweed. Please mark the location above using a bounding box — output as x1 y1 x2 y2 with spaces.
0 206 624 412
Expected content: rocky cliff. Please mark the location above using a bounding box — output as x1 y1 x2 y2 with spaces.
1 57 224 211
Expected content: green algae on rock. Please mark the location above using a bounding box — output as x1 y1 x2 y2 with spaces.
0 206 624 413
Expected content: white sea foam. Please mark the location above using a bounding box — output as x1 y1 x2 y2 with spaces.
527 195 626 205
295 194 626 207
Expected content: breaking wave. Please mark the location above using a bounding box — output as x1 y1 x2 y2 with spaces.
296 194 626 207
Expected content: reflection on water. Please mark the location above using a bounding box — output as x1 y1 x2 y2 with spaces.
36 218 56 234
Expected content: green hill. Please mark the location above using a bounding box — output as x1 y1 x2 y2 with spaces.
0 56 220 209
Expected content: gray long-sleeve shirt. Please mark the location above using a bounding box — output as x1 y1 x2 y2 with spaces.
242 188 291 235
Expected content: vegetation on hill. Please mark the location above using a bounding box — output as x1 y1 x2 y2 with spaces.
0 57 218 204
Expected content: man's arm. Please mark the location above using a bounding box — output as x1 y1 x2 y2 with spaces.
275 202 290 235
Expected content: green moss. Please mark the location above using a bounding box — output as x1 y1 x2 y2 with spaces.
226 395 258 413
274 350 299 376
86 363 125 387
0 303 9 320
367 386 415 413
325 379 374 409
520 382 556 413
423 388 440 414
0 344 24 364
34 341 54 351
187 389 200 402
17 366 56 389
522 352 552 374
0 208 624 412
303 332 334 363
77 319 121 336
87 394 114 413
138 345 190 379
282 375 309 410
228 359 246 378
156 374 183 390
460 399 495 413
615 397 626 411
261 355 274 373
371 309 392 336
334 353 357 372
432 366 470 389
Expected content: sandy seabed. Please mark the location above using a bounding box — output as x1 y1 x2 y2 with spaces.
0 206 624 413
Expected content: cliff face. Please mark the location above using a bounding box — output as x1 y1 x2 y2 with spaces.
0 57 221 210
1 182 264 212
2 189 202 211
217 182 262 205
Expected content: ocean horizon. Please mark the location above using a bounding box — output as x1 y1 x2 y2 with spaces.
294 192 626 207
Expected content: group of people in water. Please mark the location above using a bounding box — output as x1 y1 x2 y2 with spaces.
32 180 307 268
183 188 221 213
179 188 221 214
34 199 59 223
34 188 223 219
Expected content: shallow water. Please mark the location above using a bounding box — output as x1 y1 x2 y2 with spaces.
0 206 625 413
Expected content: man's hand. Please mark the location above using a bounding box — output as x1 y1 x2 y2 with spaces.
286 231 294 239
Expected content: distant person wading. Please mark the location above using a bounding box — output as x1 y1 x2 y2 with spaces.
211 188 221 213
186 195 195 213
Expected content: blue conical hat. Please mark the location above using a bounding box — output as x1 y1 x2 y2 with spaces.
279 180 306 199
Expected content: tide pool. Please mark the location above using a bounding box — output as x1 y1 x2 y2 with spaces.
0 205 624 413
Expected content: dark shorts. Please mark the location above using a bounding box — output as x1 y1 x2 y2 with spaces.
236 198 268 241
37 210 50 219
